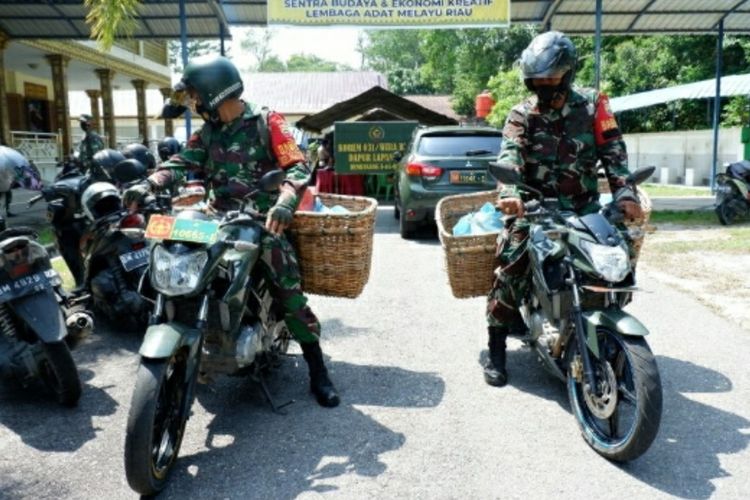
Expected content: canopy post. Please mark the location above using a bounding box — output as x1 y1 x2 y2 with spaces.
180 0 191 137
711 19 724 192
594 0 603 90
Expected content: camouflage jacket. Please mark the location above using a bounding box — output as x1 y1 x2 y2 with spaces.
497 87 629 214
148 102 309 212
78 131 104 170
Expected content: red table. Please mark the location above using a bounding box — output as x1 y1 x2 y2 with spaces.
337 174 366 196
315 169 336 193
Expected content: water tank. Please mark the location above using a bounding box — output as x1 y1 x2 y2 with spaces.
475 91 495 119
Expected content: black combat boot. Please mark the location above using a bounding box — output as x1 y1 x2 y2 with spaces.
300 342 340 408
484 327 508 387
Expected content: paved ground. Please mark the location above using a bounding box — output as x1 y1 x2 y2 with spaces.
1 205 749 500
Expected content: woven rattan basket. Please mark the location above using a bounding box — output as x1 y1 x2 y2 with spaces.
289 193 378 298
436 191 501 299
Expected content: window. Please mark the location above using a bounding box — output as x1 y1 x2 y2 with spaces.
416 134 502 157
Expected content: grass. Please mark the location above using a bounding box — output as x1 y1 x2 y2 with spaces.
37 226 55 246
649 210 719 225
646 210 750 255
51 257 75 291
641 183 712 197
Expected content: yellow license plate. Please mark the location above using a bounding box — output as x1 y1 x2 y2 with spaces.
450 171 486 184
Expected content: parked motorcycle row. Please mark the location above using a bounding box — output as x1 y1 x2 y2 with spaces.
3 148 669 494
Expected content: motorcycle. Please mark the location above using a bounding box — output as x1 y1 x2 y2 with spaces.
0 220 93 406
124 170 293 495
79 160 152 329
715 160 750 225
488 163 662 462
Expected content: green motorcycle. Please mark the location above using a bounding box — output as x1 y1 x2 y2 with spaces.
489 163 662 462
124 171 293 495
715 160 750 225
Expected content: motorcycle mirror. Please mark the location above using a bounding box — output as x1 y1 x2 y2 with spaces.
625 166 656 186
488 162 522 184
258 169 285 192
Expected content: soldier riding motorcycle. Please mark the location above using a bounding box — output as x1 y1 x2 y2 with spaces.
489 162 662 462
0 217 93 406
715 159 750 225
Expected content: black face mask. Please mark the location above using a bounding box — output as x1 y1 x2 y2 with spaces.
534 83 567 107
80 122 90 132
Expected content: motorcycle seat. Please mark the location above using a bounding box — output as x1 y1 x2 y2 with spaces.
0 227 38 241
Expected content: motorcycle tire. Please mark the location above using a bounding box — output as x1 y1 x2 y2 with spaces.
39 341 82 407
124 351 196 495
567 329 662 462
716 199 736 226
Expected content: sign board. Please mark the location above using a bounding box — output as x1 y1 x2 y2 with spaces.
334 121 418 175
267 0 510 27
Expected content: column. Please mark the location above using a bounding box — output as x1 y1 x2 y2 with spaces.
84 89 101 133
45 54 71 156
159 87 174 137
0 31 10 145
131 79 148 144
95 68 116 148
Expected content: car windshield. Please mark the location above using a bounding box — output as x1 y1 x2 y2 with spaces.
417 134 501 157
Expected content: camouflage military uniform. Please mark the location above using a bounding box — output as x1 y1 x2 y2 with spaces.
487 87 630 330
147 102 319 343
78 130 104 172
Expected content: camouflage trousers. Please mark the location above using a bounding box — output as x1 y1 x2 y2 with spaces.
486 218 531 331
258 232 320 344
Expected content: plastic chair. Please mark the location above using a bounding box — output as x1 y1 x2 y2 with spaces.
374 173 394 201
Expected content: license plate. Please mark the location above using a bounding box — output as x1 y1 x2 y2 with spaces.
450 170 486 184
0 269 58 303
145 215 219 244
119 248 150 272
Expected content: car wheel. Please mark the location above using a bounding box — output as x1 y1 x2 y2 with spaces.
394 200 400 220
400 214 417 239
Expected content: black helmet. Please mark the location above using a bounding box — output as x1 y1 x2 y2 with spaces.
157 137 181 162
112 158 146 185
92 148 126 177
520 31 577 92
122 143 156 171
173 55 243 120
79 114 94 132
81 182 122 221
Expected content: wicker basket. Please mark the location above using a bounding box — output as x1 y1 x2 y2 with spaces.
289 193 378 298
435 191 500 299
598 178 653 260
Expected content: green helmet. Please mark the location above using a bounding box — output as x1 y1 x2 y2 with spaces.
175 55 244 113
520 31 577 91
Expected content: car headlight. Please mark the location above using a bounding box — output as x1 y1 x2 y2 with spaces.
150 245 208 296
580 240 630 283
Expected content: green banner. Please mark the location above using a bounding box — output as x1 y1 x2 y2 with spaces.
334 121 418 174
267 0 510 28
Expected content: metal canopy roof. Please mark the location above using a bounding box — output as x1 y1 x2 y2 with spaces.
609 73 750 112
2 1 750 40
295 86 458 133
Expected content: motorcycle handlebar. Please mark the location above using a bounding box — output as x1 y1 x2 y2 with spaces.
27 194 44 207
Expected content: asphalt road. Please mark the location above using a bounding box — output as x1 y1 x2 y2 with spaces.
1 206 749 499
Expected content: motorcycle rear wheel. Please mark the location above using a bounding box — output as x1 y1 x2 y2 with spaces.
39 341 81 407
124 350 196 495
567 329 662 462
716 199 736 226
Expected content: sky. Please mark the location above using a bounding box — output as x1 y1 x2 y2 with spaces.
230 26 366 70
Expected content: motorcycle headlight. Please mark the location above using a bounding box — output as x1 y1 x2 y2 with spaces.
580 240 630 283
150 245 208 296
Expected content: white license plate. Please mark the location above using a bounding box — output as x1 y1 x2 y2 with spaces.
119 248 149 272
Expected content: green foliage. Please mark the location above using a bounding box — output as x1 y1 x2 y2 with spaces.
485 67 530 127
84 0 140 50
168 40 222 73
723 96 750 127
258 55 286 72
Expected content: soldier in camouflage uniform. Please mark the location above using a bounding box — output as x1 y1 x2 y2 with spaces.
124 56 339 407
78 114 104 173
484 32 643 387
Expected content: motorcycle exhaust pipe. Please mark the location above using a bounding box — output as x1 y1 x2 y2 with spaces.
66 311 95 341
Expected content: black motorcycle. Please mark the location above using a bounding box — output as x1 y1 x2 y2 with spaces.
0 221 93 406
715 160 750 225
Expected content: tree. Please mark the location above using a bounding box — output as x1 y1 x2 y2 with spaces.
286 54 344 72
84 0 141 50
485 68 530 128
258 55 286 72
168 40 222 73
239 28 276 71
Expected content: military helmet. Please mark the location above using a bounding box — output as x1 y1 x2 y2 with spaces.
175 55 243 112
122 143 156 171
519 31 577 91
79 114 94 124
157 136 181 162
81 182 122 221
92 148 126 177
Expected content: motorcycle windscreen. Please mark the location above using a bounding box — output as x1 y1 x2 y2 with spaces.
8 289 67 342
578 213 621 245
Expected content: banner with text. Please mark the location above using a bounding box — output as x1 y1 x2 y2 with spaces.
268 0 510 27
334 121 418 175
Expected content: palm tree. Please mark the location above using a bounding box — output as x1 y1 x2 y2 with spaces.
84 0 142 50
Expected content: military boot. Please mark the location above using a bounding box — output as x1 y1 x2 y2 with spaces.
484 327 508 387
300 341 340 408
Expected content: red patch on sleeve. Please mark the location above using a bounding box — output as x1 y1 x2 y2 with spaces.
594 94 622 145
268 112 305 168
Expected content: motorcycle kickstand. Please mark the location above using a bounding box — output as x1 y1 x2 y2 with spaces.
256 373 294 415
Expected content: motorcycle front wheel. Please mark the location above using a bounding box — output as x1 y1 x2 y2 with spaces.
124 350 196 495
567 328 662 462
39 341 81 407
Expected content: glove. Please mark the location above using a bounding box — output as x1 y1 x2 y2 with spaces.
495 197 525 218
265 187 297 235
123 181 152 211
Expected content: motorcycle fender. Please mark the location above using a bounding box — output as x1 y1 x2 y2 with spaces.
139 322 201 359
8 289 67 342
582 309 649 359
